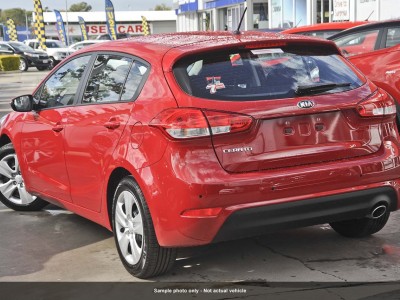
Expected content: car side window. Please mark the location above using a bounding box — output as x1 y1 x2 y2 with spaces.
29 42 38 49
120 61 148 101
83 54 133 103
35 55 91 109
0 44 12 52
335 29 379 56
385 27 400 48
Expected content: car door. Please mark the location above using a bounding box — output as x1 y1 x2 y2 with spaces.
63 53 149 212
19 55 92 202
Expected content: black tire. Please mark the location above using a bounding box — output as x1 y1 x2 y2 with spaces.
19 58 28 71
395 101 400 132
112 176 177 278
36 66 48 71
0 143 48 211
329 211 390 238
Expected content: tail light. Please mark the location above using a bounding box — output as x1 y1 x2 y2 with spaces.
357 89 396 117
150 108 253 139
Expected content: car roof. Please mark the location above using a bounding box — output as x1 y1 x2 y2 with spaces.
76 31 340 71
282 21 369 34
328 19 400 40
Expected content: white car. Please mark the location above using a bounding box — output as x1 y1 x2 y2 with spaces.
24 39 72 69
68 40 106 52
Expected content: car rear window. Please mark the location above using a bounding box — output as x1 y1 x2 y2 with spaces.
173 45 364 101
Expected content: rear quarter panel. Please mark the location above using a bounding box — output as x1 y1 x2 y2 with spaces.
348 47 400 102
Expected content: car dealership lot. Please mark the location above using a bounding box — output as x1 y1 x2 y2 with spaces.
1 66 400 286
1 203 400 283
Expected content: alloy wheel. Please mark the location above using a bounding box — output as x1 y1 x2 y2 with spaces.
115 190 144 265
0 154 36 205
19 59 27 71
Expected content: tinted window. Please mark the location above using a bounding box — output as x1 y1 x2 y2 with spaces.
45 41 63 48
385 27 400 48
0 44 13 52
301 30 341 39
121 61 148 101
83 55 132 103
8 42 34 52
333 29 379 56
36 55 91 108
174 47 363 101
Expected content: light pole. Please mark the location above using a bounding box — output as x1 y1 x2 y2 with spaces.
65 0 69 46
25 13 31 40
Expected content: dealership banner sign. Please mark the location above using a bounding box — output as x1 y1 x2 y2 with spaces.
6 18 18 41
105 0 117 40
141 16 150 36
33 0 47 50
78 16 89 40
54 10 68 46
44 24 150 37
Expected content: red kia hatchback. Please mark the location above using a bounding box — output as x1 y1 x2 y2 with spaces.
1 31 400 278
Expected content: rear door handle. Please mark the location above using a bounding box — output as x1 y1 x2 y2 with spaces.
104 119 120 130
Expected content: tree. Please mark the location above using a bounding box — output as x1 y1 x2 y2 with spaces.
153 4 172 11
69 2 92 12
0 8 29 26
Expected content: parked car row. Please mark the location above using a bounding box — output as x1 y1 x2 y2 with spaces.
0 38 109 71
0 41 50 71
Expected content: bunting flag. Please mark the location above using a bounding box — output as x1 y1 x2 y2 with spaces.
54 10 68 46
105 0 117 40
33 0 47 50
6 18 18 41
141 16 150 36
78 16 88 41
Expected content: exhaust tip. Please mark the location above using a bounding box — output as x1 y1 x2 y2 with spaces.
370 204 387 219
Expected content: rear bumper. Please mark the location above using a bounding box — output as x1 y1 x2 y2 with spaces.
138 137 400 248
213 186 397 242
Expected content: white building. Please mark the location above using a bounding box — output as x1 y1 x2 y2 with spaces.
174 0 400 32
41 11 176 41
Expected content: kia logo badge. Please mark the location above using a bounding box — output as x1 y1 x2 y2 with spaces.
297 100 315 109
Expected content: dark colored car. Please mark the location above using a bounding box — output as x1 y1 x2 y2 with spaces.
2 32 400 279
329 20 400 116
0 41 50 71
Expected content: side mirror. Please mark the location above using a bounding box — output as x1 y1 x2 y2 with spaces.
10 95 34 112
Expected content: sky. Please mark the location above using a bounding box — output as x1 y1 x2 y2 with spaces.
0 0 173 12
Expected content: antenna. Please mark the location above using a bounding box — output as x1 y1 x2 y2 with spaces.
234 7 247 35
365 10 374 21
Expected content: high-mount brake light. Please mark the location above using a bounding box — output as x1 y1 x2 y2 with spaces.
244 42 287 49
357 89 396 117
150 108 253 139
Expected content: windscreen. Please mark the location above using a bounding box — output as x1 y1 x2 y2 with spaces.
173 45 364 101
9 42 35 52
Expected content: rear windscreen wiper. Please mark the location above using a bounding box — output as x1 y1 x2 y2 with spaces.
295 82 352 96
